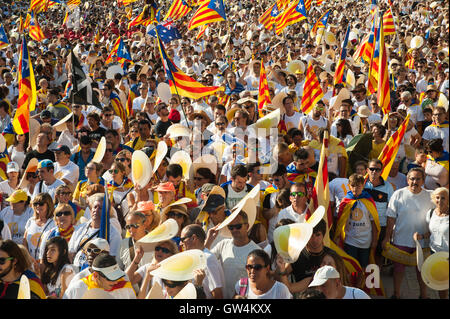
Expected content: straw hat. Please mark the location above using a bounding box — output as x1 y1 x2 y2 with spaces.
156 82 172 104
92 136 106 163
174 282 197 299
274 222 313 263
357 105 373 118
271 91 288 111
161 203 189 223
330 88 351 110
29 118 41 149
237 96 257 105
150 249 207 281
169 150 192 179
132 150 152 188
152 141 168 175
167 124 191 138
54 112 73 132
421 251 449 291
225 106 241 123
192 110 212 126
137 219 179 251
346 69 355 89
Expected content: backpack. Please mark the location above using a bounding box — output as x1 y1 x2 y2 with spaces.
113 187 134 229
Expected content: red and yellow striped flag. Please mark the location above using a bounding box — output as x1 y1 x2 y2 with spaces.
258 60 272 118
316 0 323 6
94 29 100 44
301 62 324 114
275 0 307 35
13 38 37 135
304 0 312 11
30 0 47 13
376 18 391 115
164 0 192 21
367 25 379 95
334 25 350 87
28 13 46 42
196 24 208 40
105 37 121 65
405 56 415 69
378 114 410 180
277 0 290 10
128 4 157 29
62 11 69 26
188 0 226 30
382 8 396 35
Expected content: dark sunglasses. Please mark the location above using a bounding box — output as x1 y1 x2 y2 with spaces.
155 246 171 254
0 257 13 265
162 280 184 288
167 211 185 219
106 149 113 153
115 158 129 162
368 167 382 172
33 202 45 207
244 104 254 109
180 235 192 243
215 122 225 126
55 211 72 217
290 191 306 197
245 264 265 271
86 247 102 254
27 173 38 179
125 223 141 230
109 169 120 174
227 223 245 231
104 113 114 117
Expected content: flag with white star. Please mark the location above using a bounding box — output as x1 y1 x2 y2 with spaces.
188 0 227 30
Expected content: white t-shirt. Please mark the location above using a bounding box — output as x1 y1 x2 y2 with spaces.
234 279 292 299
300 115 327 140
344 200 374 249
46 264 75 298
426 209 449 253
8 145 26 169
329 178 350 216
224 183 249 210
32 179 65 201
211 238 261 299
422 125 449 153
0 181 16 197
276 205 306 224
342 286 371 299
386 187 433 248
283 112 303 132
62 276 136 299
24 218 56 260
54 161 80 185
202 248 226 299
386 173 407 191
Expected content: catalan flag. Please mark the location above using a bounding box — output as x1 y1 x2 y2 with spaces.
156 31 224 100
164 0 192 21
259 2 279 31
188 0 227 30
378 114 410 180
258 60 272 118
62 10 69 26
110 91 127 124
99 188 111 242
128 3 157 29
311 9 331 35
301 61 323 114
0 24 9 49
382 8 396 35
334 25 350 88
116 37 133 65
376 18 391 115
367 18 380 95
23 12 32 30
275 0 307 35
304 0 312 11
360 15 378 64
126 85 139 117
276 0 290 10
104 37 121 65
66 0 81 11
28 12 46 42
196 24 208 40
94 29 100 44
405 56 415 70
30 0 47 13
119 0 138 6
316 0 323 6
13 38 37 136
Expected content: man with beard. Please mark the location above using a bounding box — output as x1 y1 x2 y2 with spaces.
220 164 254 210
154 102 172 138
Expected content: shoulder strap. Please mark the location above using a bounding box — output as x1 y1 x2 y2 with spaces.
239 277 249 297
132 137 139 149
76 229 100 253
429 208 434 220
39 180 44 193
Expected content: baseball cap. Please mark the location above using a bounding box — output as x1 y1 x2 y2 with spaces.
202 194 225 212
308 265 340 287
87 238 110 252
92 253 125 281
156 182 175 192
40 110 52 119
37 159 54 169
51 144 71 154
6 161 20 173
5 190 28 203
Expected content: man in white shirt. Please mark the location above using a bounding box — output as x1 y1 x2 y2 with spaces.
52 144 80 188
276 182 308 226
33 160 65 200
282 95 303 131
299 101 328 141
383 168 434 299
221 164 253 210
422 106 449 152
132 84 148 114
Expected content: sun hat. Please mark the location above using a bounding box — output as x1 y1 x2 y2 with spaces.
92 136 106 163
174 282 197 299
150 249 207 281
357 105 373 118
308 265 341 287
421 251 449 291
274 222 313 263
169 150 192 179
132 150 153 188
152 141 168 175
6 161 20 173
137 219 179 251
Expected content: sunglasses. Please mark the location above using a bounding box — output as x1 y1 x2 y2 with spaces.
109 169 120 174
125 223 141 230
155 246 171 254
86 247 102 254
368 167 382 172
167 211 185 219
180 235 192 243
116 158 129 162
227 223 245 231
59 192 71 196
162 280 184 288
245 264 265 271
106 149 113 153
244 105 253 109
55 211 72 217
0 257 13 265
290 191 306 197
104 114 114 117
86 166 96 171
33 202 45 207
273 178 281 182
131 130 139 133
27 173 38 179
215 122 225 126
193 176 205 181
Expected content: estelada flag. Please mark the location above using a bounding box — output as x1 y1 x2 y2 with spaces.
28 12 46 42
188 0 226 30
0 24 9 49
301 61 324 114
13 37 37 136
275 0 307 35
334 25 350 87
128 3 157 29
258 60 271 118
311 9 331 35
378 114 410 180
164 0 192 21
376 18 391 115
156 30 223 100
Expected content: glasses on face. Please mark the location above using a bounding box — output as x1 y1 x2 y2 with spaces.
162 280 184 288
245 264 265 271
55 210 72 217
368 167 382 172
215 122 225 126
244 104 253 109
290 191 306 197
104 113 114 117
86 166 96 171
273 177 281 182
227 223 245 231
115 158 129 163
180 235 192 243
109 169 120 174
125 223 141 230
59 192 71 196
33 202 45 207
131 130 139 133
167 211 185 219
106 149 113 153
0 257 13 265
155 246 171 254
27 173 38 179
86 247 102 254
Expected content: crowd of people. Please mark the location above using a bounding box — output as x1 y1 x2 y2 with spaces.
0 0 448 300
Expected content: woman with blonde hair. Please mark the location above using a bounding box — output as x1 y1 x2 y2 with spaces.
319 249 352 287
23 193 55 263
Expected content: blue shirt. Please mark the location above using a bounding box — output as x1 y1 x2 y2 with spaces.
70 150 95 181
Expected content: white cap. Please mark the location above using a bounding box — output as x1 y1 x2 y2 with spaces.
308 265 340 287
87 238 110 252
7 161 20 173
